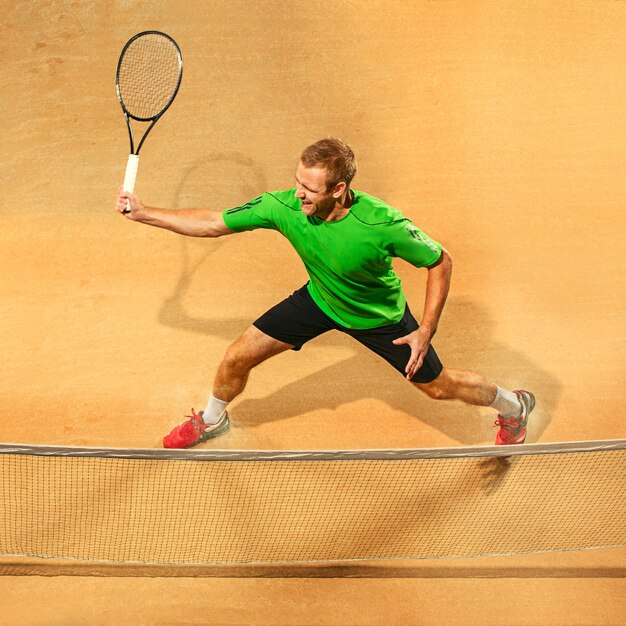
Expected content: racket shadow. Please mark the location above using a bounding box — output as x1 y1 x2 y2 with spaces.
158 151 268 337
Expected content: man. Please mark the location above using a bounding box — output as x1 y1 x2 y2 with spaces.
115 138 534 449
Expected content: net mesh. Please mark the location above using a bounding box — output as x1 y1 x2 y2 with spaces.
0 443 624 565
117 33 182 120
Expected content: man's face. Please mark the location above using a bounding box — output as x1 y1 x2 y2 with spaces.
294 161 339 218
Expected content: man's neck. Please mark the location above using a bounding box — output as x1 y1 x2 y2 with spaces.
323 190 353 222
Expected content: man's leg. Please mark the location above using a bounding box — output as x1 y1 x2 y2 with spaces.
212 325 295 404
414 368 535 445
165 284 337 448
413 367 497 405
163 325 293 448
344 304 535 446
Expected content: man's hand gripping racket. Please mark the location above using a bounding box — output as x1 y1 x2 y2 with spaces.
116 31 183 214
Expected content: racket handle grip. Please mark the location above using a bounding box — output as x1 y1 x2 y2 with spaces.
122 154 139 213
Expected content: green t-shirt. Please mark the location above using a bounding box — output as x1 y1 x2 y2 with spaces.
222 189 442 330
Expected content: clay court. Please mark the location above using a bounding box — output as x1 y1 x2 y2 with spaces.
0 1 624 624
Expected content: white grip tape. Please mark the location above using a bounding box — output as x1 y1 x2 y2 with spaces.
123 154 139 193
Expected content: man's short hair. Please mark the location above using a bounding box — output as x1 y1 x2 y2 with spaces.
300 138 357 190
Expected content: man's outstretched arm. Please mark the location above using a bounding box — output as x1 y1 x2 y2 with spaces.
115 189 234 238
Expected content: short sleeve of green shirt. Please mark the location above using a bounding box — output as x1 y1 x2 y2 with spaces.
222 194 278 232
388 220 442 268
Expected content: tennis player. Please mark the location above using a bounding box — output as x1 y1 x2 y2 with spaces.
115 138 535 449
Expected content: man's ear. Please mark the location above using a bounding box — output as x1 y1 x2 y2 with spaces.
331 181 347 198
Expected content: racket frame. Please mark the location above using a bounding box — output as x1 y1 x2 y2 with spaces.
116 30 184 157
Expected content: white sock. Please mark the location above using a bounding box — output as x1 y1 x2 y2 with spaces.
490 387 522 418
202 393 229 425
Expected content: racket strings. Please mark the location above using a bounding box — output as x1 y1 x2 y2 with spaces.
118 34 182 120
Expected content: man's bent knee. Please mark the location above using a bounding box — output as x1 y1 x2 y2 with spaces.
223 325 293 371
413 368 453 400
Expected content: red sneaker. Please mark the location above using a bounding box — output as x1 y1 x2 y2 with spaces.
494 390 535 445
163 409 230 449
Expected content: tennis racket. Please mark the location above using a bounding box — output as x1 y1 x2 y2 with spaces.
116 30 183 213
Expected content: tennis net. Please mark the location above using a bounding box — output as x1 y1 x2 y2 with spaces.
0 440 624 565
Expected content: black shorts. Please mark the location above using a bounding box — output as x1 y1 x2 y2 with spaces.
253 285 443 383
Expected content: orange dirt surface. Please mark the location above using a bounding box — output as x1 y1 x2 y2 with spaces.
0 1 624 624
